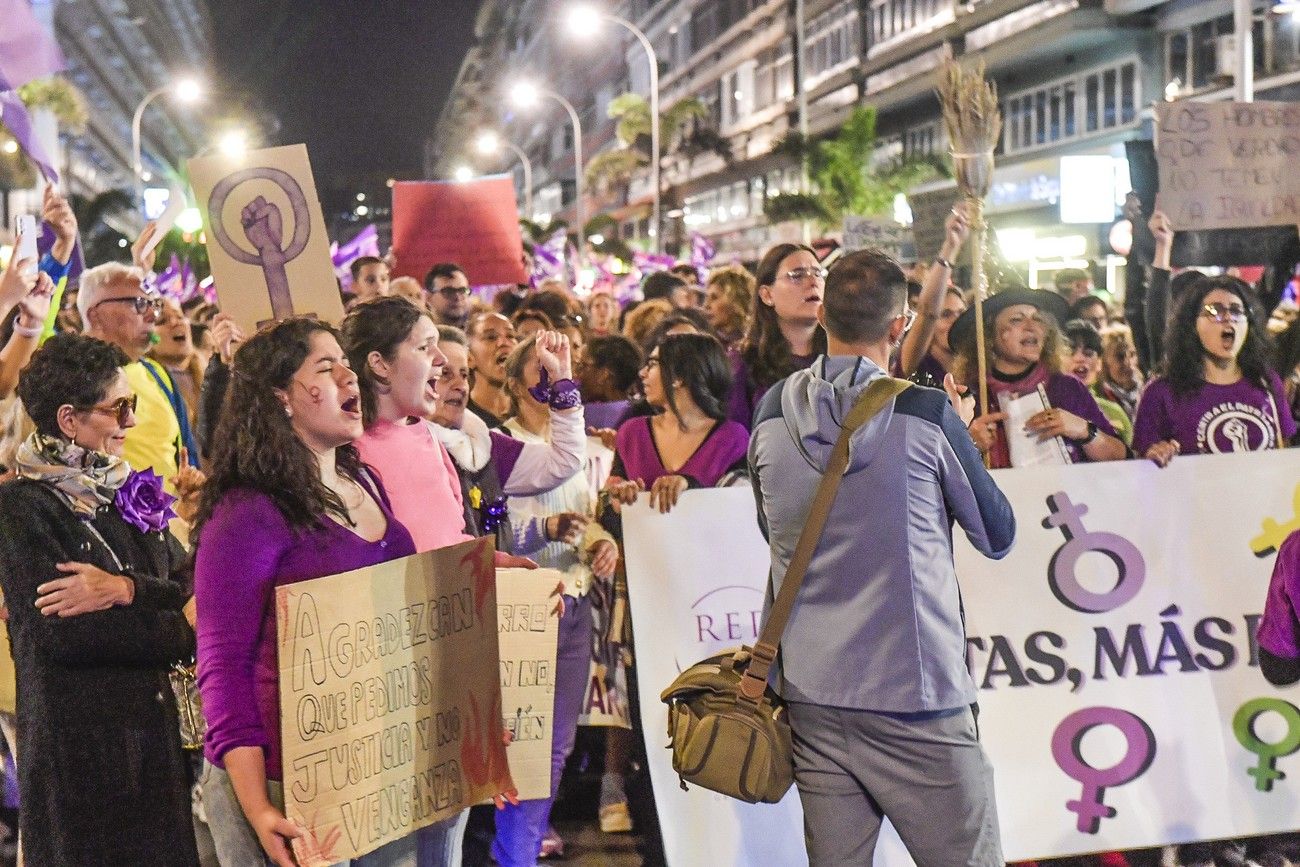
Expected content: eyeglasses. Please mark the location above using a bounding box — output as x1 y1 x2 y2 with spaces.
641 357 660 371
91 296 163 316
782 266 828 283
436 286 472 298
1200 302 1249 323
81 395 138 426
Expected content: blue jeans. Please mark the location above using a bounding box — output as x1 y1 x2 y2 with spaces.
491 594 593 867
200 761 418 867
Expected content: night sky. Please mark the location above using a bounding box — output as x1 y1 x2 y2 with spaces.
207 0 482 201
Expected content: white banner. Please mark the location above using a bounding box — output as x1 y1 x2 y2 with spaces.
624 491 914 867
623 450 1300 864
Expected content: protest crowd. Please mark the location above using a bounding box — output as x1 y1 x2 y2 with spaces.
3 7 1300 866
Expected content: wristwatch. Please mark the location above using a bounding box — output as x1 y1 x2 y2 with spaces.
1076 421 1099 445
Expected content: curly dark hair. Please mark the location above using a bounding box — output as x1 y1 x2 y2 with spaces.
1163 275 1274 396
17 333 129 438
739 243 827 391
658 332 732 424
193 318 365 537
586 334 643 394
341 296 430 426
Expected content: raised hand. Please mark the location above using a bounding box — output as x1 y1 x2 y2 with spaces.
210 312 246 366
534 330 574 379
241 196 284 256
940 202 972 261
42 184 77 265
131 221 159 273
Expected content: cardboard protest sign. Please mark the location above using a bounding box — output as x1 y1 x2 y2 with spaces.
1155 101 1300 231
907 185 963 263
188 144 343 335
391 177 527 287
494 568 562 801
276 538 512 867
842 215 914 262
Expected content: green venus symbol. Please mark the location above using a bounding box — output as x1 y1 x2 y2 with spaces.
1233 697 1300 792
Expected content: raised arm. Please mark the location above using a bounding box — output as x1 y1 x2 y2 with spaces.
897 204 969 377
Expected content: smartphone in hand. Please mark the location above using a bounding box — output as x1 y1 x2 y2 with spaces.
14 214 38 279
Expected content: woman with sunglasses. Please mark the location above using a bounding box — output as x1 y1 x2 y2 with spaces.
1134 275 1295 466
727 244 828 429
0 333 198 865
193 319 420 867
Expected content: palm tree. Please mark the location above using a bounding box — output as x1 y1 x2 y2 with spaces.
764 106 948 229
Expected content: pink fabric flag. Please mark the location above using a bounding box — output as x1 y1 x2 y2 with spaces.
0 0 65 91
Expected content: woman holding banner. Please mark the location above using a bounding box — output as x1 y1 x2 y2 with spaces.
0 333 198 866
950 288 1126 469
193 319 420 867
490 333 618 866
1134 275 1295 465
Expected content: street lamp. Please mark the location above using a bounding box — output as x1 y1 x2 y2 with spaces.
565 4 661 254
453 165 474 183
131 77 204 196
475 130 535 219
510 80 585 256
217 129 248 158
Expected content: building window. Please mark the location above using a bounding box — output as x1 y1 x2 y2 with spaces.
1004 59 1139 155
690 0 765 53
754 39 794 110
869 0 942 44
806 1 861 83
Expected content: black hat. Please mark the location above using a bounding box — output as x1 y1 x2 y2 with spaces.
949 287 1071 354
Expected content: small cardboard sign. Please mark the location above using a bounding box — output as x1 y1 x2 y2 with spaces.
907 185 963 263
1155 101 1300 231
391 177 527 287
188 144 344 335
494 569 562 801
276 538 512 867
842 215 914 262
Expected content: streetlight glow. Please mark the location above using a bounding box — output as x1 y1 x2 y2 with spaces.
176 207 204 234
453 165 474 182
218 130 248 158
174 78 204 103
356 193 366 202
475 131 502 156
1 140 17 155
355 204 370 217
509 81 539 108
565 4 602 37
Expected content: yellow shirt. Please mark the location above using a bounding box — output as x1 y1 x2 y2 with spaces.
123 359 181 491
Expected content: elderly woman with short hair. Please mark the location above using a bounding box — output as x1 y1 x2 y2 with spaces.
0 332 198 866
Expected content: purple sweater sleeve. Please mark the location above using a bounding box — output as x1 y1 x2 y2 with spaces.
195 491 286 764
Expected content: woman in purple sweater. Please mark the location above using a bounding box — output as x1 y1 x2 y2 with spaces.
1134 275 1295 466
609 332 749 512
193 319 418 867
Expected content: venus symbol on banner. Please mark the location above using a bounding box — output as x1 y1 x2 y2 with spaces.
207 167 312 323
1042 493 1146 613
1252 483 1300 556
1232 698 1300 791
1051 707 1157 834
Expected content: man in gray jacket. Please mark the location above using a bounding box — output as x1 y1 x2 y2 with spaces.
749 249 1015 866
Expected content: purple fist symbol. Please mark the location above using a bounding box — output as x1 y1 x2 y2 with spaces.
240 195 284 256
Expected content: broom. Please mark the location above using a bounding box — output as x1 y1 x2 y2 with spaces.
937 58 1002 425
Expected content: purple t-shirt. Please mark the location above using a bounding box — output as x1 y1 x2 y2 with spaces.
987 371 1117 467
1132 372 1296 456
195 485 416 780
727 349 816 430
1258 531 1300 658
614 415 750 487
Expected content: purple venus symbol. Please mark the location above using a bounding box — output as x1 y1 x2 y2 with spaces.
1043 493 1146 613
206 166 312 324
1051 706 1157 834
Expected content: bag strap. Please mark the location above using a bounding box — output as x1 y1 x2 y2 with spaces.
739 376 911 701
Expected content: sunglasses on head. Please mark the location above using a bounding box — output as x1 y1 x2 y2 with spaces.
81 394 138 425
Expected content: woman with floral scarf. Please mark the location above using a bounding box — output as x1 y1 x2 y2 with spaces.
0 333 198 865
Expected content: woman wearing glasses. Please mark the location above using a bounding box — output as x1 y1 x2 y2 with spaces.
0 333 198 865
193 319 420 867
727 244 828 429
1134 276 1295 466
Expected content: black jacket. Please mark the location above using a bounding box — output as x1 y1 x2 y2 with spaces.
0 479 198 866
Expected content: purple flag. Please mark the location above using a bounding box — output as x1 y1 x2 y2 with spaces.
331 224 380 291
0 90 58 182
530 229 568 287
690 231 716 274
0 0 65 91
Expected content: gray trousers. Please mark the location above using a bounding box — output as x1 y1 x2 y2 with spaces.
786 702 1003 867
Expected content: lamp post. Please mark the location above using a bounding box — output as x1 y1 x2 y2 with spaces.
131 78 203 197
511 81 585 258
475 130 534 219
566 5 661 254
